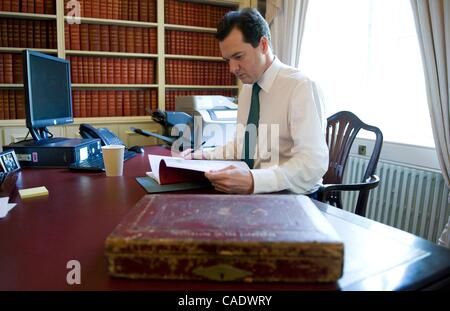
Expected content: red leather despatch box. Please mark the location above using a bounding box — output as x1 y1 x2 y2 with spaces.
105 194 344 282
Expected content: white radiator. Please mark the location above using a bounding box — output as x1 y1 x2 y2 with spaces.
342 156 450 243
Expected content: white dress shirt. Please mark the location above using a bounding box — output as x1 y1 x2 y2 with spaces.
205 57 329 194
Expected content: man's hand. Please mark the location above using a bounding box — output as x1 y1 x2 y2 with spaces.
205 165 254 194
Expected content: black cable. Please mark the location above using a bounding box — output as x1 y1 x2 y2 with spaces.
9 131 31 145
44 128 54 138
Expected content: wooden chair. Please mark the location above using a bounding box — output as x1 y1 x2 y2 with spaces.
317 111 383 216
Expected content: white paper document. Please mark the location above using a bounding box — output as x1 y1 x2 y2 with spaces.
147 155 249 184
0 196 17 218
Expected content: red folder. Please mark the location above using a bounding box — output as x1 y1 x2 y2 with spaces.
157 159 208 185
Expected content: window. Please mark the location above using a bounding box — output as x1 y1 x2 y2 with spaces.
299 0 434 147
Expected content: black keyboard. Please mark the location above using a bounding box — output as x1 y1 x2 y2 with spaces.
69 150 137 172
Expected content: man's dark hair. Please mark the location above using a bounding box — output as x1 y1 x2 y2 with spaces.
216 8 271 48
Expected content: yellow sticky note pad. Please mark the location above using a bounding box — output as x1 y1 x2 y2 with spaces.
19 186 49 199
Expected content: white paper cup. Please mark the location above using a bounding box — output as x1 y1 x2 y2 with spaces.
101 145 125 176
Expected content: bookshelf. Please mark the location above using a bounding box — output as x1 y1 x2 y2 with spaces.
0 0 252 148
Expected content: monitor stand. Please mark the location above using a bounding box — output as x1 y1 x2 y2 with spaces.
29 127 50 142
24 127 68 146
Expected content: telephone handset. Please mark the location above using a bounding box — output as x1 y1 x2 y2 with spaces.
79 123 125 146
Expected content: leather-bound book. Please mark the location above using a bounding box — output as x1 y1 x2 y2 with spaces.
0 91 5 119
69 24 81 50
89 24 100 52
151 89 157 111
64 24 71 50
44 0 55 14
110 25 119 52
134 28 143 54
27 0 35 13
142 30 150 54
112 0 119 20
107 90 116 116
79 90 86 117
72 90 80 117
16 91 25 119
3 54 13 84
33 21 41 49
130 90 138 115
8 89 16 119
91 90 99 116
80 24 90 51
99 90 108 117
123 91 131 116
140 0 149 22
105 194 344 283
12 54 23 83
150 28 157 54
142 59 149 84
35 0 44 14
3 91 10 119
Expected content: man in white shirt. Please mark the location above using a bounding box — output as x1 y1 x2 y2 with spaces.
180 8 329 195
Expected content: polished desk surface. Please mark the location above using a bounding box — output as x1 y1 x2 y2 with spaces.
1 146 450 291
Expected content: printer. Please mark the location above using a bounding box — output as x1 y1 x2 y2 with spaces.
175 95 238 148
132 96 238 150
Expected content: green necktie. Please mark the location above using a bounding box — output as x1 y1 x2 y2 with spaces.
242 83 261 168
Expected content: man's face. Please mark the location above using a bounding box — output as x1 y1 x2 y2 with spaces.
219 28 266 84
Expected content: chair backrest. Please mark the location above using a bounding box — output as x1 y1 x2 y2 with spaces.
324 111 383 213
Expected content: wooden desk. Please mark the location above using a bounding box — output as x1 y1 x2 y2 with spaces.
0 146 449 291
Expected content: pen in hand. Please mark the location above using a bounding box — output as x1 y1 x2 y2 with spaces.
190 141 206 153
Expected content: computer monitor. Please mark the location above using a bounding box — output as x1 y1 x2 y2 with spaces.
23 50 73 141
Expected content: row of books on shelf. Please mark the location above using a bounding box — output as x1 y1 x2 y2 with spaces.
65 23 157 54
164 0 235 28
0 90 25 120
1 0 236 29
72 89 157 118
64 0 156 23
165 60 235 86
0 89 238 119
0 89 159 119
0 53 234 86
165 30 221 57
0 52 157 86
0 19 57 49
67 56 156 85
165 89 237 111
0 0 55 14
0 54 23 84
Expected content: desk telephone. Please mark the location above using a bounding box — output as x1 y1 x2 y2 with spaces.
79 123 124 146
79 124 143 153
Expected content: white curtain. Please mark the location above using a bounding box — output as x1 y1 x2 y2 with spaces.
410 0 450 247
267 0 309 67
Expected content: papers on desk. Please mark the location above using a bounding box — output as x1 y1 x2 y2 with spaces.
0 197 16 218
147 155 249 185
